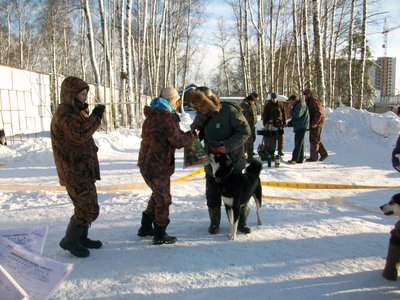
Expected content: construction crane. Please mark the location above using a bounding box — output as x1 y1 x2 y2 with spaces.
382 18 400 57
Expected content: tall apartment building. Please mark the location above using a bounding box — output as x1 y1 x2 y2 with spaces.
375 57 397 97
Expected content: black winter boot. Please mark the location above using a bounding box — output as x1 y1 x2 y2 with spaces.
59 221 90 258
80 225 102 249
208 207 221 234
152 222 177 245
383 242 400 281
238 205 251 234
138 212 154 237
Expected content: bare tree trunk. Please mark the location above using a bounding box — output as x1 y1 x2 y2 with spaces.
331 4 346 106
302 0 311 89
16 1 25 68
51 6 58 114
326 0 337 108
118 0 127 127
137 0 148 126
232 0 249 93
108 0 118 128
347 0 355 107
83 0 101 100
181 0 192 114
214 19 232 95
63 0 69 72
312 0 325 105
80 7 87 80
98 0 112 129
126 0 134 127
292 0 302 92
359 0 367 109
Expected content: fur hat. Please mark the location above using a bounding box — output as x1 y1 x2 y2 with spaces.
186 88 221 111
160 87 180 105
270 92 277 99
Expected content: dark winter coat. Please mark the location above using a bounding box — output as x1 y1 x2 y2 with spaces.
262 100 286 128
51 77 101 186
138 106 195 177
287 100 310 132
392 134 400 171
191 102 250 174
240 99 257 128
305 96 326 127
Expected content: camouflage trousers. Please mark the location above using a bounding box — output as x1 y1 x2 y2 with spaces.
141 172 172 227
66 182 99 226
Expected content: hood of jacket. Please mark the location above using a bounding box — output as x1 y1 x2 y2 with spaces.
60 76 89 109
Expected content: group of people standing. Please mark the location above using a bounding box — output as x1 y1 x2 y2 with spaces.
51 75 328 257
246 89 328 165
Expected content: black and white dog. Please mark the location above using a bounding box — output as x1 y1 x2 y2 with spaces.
208 153 262 240
380 194 400 216
380 193 400 281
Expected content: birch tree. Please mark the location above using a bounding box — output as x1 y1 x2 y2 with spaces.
302 0 312 89
292 0 303 91
82 0 101 100
312 0 325 104
358 0 367 109
347 0 355 107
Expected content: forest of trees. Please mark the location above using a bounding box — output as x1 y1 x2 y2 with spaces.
0 0 383 128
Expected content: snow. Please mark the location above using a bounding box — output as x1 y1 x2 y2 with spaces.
1 106 400 299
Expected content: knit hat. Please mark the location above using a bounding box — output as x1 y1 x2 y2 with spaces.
288 95 296 101
160 87 180 105
150 97 175 113
270 92 277 99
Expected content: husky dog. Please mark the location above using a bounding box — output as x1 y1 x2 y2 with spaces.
0 129 6 146
380 193 400 281
208 153 262 240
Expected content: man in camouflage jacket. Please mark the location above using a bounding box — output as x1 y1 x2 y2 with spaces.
51 76 105 258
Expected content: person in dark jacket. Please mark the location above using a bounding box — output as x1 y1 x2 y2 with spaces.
186 87 251 235
137 87 197 245
240 94 258 162
261 92 286 163
51 76 105 258
392 134 400 172
287 95 310 164
303 88 328 162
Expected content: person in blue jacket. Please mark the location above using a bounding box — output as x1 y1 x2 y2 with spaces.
286 95 310 164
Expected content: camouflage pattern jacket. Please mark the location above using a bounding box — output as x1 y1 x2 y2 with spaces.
51 77 101 186
138 106 195 177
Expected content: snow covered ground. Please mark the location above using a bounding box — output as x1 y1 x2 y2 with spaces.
1 106 400 299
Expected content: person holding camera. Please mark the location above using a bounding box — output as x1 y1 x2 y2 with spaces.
51 76 105 258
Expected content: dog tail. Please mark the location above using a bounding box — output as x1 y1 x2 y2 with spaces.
246 159 262 176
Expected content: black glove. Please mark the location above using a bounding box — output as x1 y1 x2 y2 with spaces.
92 104 105 119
